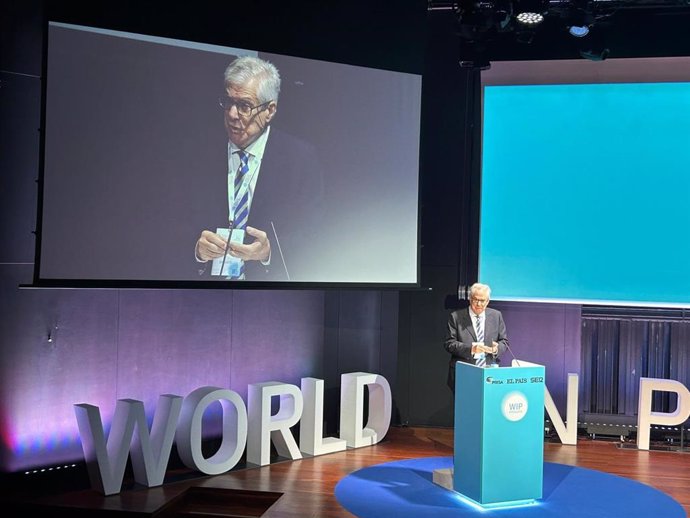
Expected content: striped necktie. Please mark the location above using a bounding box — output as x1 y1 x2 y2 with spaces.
234 151 250 231
232 150 250 279
476 314 484 343
476 314 485 367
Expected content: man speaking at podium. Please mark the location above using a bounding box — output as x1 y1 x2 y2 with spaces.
444 282 509 391
194 56 324 281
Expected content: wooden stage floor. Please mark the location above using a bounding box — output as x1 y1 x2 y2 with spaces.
6 426 690 517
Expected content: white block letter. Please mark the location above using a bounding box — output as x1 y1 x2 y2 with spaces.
247 382 303 466
544 373 579 445
129 395 183 488
340 372 391 448
176 387 247 475
74 395 182 495
637 377 690 450
299 378 346 456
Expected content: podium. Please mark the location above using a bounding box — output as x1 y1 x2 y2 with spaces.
453 360 545 507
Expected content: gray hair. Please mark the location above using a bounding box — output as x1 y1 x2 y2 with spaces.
469 282 491 299
224 56 281 104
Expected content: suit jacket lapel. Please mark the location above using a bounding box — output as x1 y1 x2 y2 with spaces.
462 309 478 341
484 310 495 341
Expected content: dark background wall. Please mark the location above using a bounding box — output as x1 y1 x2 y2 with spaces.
2 0 690 482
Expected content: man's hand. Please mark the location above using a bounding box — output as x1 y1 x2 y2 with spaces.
196 230 228 261
227 226 271 262
472 342 498 355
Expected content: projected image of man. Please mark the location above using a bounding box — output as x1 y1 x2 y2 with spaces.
194 56 324 281
444 283 509 391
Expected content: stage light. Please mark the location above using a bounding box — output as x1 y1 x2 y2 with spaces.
514 0 549 25
455 0 514 39
569 24 590 37
564 1 596 38
23 463 79 475
516 11 544 25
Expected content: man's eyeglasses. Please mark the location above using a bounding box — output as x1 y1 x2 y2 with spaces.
471 298 489 305
218 96 272 117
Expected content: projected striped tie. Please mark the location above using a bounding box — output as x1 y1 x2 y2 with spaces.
476 315 485 367
232 150 250 279
234 151 250 230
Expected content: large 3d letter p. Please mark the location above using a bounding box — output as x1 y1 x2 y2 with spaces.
637 377 690 451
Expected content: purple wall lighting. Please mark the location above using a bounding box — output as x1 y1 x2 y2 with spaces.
0 272 329 473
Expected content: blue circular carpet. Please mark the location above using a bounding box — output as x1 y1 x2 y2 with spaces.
335 457 685 517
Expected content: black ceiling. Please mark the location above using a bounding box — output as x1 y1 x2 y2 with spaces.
428 0 690 62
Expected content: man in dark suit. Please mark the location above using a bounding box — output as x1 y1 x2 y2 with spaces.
444 282 509 391
194 56 324 281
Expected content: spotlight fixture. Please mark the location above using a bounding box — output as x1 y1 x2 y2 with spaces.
454 0 514 41
516 11 544 25
564 2 596 38
514 0 549 25
569 24 590 37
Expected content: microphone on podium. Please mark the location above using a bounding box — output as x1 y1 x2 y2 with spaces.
503 341 521 367
270 221 290 280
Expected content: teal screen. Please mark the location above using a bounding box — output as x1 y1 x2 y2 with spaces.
480 82 690 306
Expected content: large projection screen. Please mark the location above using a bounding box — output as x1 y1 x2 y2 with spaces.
480 58 690 307
37 23 422 287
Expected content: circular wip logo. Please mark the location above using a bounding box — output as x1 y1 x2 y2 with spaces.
502 392 528 422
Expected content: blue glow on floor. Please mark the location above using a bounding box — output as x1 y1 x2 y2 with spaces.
335 457 685 518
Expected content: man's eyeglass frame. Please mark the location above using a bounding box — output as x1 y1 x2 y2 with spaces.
218 96 273 117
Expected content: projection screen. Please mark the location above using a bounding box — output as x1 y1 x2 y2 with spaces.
37 23 422 287
480 57 690 307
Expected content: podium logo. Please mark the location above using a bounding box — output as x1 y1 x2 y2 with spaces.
502 392 528 422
